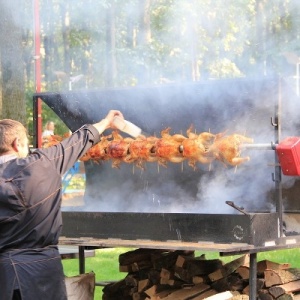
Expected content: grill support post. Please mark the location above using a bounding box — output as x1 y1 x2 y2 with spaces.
79 246 85 274
249 253 257 300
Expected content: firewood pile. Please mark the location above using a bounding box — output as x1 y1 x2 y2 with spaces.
102 248 300 300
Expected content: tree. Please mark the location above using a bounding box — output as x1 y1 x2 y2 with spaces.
0 0 26 123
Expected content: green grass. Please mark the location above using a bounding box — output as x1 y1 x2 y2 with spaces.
63 248 133 299
62 247 300 299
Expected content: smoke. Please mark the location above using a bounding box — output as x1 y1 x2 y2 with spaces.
2 1 299 214
56 76 300 215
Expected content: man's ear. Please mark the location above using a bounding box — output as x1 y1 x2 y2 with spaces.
12 138 19 152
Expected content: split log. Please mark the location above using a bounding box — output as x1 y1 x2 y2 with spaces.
161 278 184 288
257 260 290 276
258 289 273 300
211 273 245 293
186 258 224 277
161 283 211 300
208 255 249 282
102 278 127 296
144 284 178 298
193 276 205 284
160 268 173 280
231 295 249 300
265 269 300 287
174 266 193 283
119 248 157 265
191 289 217 299
149 289 175 299
138 279 151 293
125 274 138 288
236 266 250 280
175 254 205 268
152 250 194 270
132 292 143 300
277 293 294 300
269 279 300 297
201 290 240 300
242 279 265 295
176 254 223 276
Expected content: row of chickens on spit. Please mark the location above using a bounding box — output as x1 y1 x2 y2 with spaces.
43 125 254 170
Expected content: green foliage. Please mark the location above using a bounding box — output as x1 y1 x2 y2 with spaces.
20 0 300 95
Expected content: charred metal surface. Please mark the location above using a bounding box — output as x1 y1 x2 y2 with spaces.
61 211 279 246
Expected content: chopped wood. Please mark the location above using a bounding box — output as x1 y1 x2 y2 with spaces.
191 289 217 300
174 266 193 282
120 261 153 273
257 260 290 276
144 285 159 297
242 279 265 295
193 276 205 284
186 258 224 277
208 255 249 282
258 289 274 300
152 250 194 270
176 255 192 268
102 278 127 295
277 293 294 300
269 279 300 297
231 295 249 300
202 290 239 300
159 277 183 286
211 273 244 293
132 292 143 300
125 274 139 291
102 248 300 300
138 279 151 293
150 289 174 300
265 269 300 287
161 283 211 300
119 248 156 265
133 260 153 272
237 266 250 280
175 253 202 268
160 268 173 280
144 284 176 298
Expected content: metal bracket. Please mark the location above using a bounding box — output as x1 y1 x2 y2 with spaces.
226 201 250 215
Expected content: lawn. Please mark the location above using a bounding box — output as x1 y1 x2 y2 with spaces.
62 247 300 299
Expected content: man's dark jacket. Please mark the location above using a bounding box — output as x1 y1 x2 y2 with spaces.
0 125 100 300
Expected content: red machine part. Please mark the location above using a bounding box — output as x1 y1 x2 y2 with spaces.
276 137 300 176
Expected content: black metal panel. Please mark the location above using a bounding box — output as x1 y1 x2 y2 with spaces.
35 78 284 135
61 211 279 246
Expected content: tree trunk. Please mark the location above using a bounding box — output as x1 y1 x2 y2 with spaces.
0 0 26 123
105 2 117 87
137 0 151 84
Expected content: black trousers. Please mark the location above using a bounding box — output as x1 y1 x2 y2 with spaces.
12 290 21 300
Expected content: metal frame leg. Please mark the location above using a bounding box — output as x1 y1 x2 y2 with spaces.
249 253 257 300
79 246 85 274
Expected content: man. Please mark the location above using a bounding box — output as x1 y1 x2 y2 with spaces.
0 110 124 300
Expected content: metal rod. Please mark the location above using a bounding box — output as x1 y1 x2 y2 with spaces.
274 78 283 237
79 246 85 274
249 253 257 300
240 143 275 150
225 201 249 215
